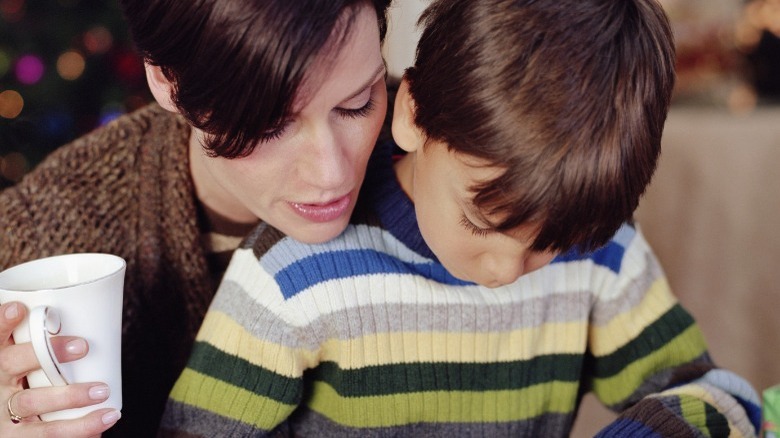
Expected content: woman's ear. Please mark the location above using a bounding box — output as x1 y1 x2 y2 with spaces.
145 63 178 113
391 78 425 153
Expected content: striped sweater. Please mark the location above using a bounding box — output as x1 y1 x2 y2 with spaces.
160 143 761 437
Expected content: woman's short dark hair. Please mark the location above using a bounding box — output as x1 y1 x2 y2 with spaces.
406 0 675 252
119 0 391 158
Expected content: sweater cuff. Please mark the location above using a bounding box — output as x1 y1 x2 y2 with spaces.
595 395 722 437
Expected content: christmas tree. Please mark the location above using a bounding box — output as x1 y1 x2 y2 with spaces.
0 0 151 189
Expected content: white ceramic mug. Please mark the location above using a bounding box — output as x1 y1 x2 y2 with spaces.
0 253 125 421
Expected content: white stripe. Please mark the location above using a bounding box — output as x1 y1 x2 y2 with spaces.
225 248 613 328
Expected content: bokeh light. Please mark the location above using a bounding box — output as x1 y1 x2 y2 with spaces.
15 54 44 85
0 152 29 182
56 50 86 80
0 49 10 77
0 90 24 119
41 111 74 138
0 0 25 22
113 49 146 85
83 26 113 55
99 101 124 126
1 0 153 188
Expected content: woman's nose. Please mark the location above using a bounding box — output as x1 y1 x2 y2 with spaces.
299 127 349 189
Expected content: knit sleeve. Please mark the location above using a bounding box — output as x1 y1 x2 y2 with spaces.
586 228 761 437
0 182 38 269
159 247 315 437
0 136 103 269
0 109 146 271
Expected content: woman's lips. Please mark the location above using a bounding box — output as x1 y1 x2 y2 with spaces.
289 195 351 223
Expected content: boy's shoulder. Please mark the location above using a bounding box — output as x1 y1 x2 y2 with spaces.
552 222 644 274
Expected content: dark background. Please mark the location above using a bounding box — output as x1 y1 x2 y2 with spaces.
0 0 151 189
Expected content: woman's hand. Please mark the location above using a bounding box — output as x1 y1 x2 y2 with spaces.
0 302 121 437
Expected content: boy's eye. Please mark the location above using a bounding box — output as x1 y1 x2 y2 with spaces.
335 96 376 119
460 214 493 238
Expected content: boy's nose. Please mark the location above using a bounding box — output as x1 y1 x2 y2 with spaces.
480 253 525 287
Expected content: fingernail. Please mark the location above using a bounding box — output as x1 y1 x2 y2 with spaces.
4 303 19 320
65 338 87 355
101 409 121 425
89 384 110 400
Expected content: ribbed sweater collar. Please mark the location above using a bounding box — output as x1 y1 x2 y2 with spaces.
362 141 438 261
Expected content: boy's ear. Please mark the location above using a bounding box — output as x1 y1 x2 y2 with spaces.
145 63 178 113
391 78 425 153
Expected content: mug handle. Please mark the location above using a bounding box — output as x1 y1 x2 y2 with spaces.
29 306 69 386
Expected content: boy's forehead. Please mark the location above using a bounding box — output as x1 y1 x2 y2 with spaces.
450 150 505 187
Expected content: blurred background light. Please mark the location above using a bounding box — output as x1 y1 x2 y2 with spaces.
0 0 25 22
99 101 124 126
0 0 153 188
0 90 24 119
0 151 28 182
83 26 113 55
0 49 10 77
56 50 86 80
14 54 45 85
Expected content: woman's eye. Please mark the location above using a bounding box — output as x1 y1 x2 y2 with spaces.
460 215 492 237
335 96 375 119
258 120 291 143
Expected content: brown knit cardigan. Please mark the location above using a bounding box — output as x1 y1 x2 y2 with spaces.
0 103 213 437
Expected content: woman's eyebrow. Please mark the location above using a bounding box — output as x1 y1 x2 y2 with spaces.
343 64 386 101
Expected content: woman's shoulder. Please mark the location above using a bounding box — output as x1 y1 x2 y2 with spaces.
54 103 187 162
10 103 189 190
0 103 195 266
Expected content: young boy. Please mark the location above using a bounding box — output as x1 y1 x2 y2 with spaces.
160 0 761 436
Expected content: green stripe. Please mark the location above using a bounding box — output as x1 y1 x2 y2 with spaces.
308 380 580 427
679 394 707 435
310 354 583 396
191 340 583 399
592 325 707 405
704 401 729 437
169 369 296 430
590 304 699 378
188 341 302 405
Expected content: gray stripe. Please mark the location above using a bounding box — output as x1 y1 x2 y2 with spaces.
590 251 666 326
211 279 591 349
289 408 575 437
160 399 270 438
161 398 576 437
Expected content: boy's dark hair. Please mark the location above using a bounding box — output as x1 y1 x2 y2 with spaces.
406 0 675 252
119 0 391 158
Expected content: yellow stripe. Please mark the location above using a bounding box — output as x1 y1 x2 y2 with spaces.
655 386 746 438
308 380 579 427
592 325 707 405
169 369 295 430
590 278 677 356
197 310 588 372
195 311 317 377
318 321 586 368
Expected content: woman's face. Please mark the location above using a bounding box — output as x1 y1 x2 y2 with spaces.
190 4 386 244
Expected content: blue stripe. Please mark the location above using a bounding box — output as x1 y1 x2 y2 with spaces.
275 249 472 300
552 240 626 273
595 418 661 437
552 224 636 273
735 395 762 434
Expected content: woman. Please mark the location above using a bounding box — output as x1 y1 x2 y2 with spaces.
0 0 391 436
